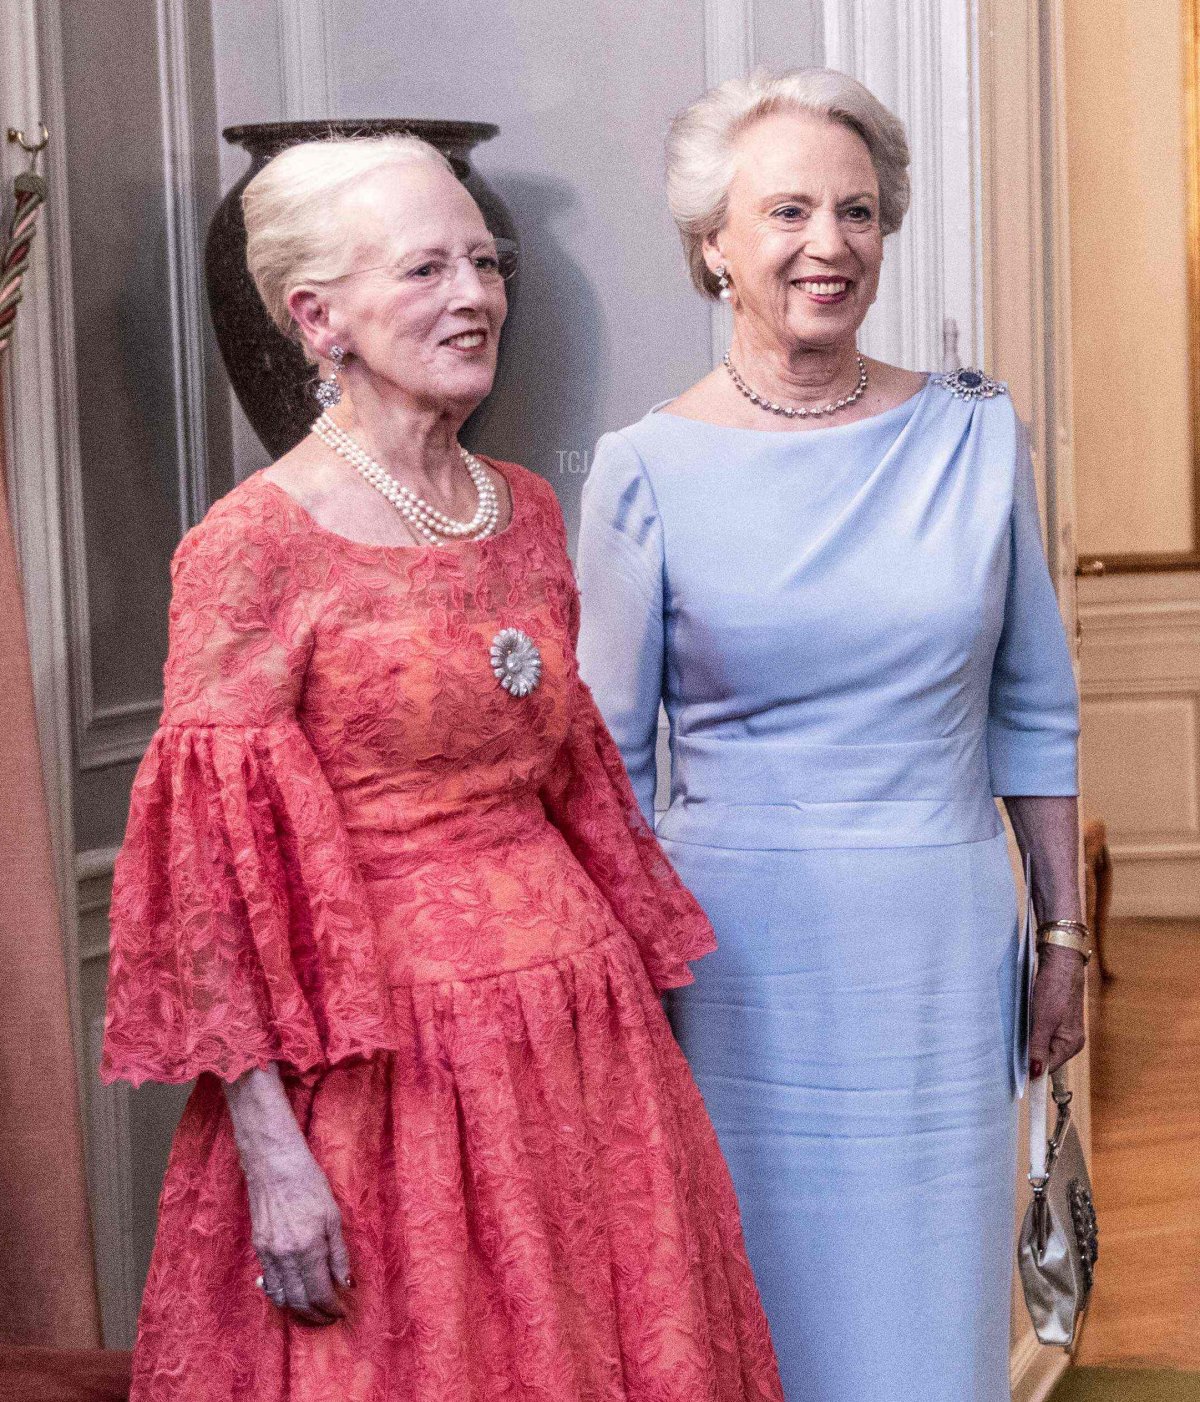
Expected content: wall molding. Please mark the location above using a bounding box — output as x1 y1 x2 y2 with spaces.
36 2 107 776
823 0 982 372
75 701 164 772
19 2 188 1346
156 0 211 533
1084 679 1200 698
1083 619 1200 640
1079 602 1200 631
86 1013 137 1350
77 844 117 964
76 847 129 1345
978 0 1096 1368
1010 1330 1068 1402
1114 840 1200 862
1079 592 1200 617
821 0 865 75
47 0 218 775
702 0 753 367
892 0 948 371
276 0 335 123
41 20 155 772
78 843 118 885
1079 610 1200 690
705 0 755 85
979 0 1046 439
1079 584 1200 913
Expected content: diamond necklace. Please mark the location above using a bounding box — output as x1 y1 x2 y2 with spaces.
723 352 869 419
311 412 499 547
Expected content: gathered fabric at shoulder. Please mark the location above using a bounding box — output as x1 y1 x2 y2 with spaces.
158 489 317 730
101 490 399 1086
541 676 716 992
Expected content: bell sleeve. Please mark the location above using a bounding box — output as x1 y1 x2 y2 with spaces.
541 454 715 991
100 509 399 1087
986 419 1081 796
540 674 716 991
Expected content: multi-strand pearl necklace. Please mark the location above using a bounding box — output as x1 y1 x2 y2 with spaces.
312 412 499 547
724 351 869 419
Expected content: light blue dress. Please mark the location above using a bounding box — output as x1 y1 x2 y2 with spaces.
575 376 1079 1402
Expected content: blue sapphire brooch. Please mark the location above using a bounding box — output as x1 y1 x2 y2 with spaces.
930 367 1007 401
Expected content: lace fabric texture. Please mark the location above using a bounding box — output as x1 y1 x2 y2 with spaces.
101 463 776 1402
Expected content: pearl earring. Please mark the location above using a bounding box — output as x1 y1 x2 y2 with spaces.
716 266 732 302
314 344 345 409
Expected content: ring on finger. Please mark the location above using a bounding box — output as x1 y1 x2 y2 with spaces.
256 1272 286 1307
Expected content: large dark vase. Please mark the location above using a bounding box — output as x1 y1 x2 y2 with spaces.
206 119 515 460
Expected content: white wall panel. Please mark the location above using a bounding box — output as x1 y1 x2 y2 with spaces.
1079 570 1200 917
1081 695 1199 837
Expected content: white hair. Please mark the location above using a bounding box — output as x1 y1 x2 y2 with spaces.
243 134 455 343
666 67 911 299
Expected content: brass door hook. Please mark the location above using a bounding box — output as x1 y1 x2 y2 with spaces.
6 123 50 170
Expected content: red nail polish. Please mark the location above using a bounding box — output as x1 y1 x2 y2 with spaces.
1030 1059 1044 1078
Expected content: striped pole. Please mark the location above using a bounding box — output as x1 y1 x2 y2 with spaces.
0 168 47 358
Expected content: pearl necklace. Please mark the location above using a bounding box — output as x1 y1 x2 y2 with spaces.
723 352 869 419
312 412 499 547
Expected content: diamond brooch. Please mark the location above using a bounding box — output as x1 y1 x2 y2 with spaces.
490 628 542 697
930 367 1007 401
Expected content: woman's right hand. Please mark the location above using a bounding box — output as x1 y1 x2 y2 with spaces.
245 1142 351 1325
223 1064 351 1326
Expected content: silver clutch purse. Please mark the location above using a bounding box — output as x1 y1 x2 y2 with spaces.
1017 1069 1099 1348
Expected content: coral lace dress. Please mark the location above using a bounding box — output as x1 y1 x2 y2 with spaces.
100 460 781 1402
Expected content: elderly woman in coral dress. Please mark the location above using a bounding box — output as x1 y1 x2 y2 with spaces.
100 135 781 1402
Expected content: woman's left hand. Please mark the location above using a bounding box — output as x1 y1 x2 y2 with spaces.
1029 944 1087 1077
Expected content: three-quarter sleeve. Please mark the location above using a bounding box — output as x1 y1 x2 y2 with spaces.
100 510 398 1087
576 432 666 823
986 420 1080 796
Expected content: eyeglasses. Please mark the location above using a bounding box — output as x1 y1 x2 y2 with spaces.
328 238 519 291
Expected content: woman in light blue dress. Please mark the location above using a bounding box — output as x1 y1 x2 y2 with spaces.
577 70 1087 1401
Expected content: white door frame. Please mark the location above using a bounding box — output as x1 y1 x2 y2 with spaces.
824 0 984 373
979 2 1085 1399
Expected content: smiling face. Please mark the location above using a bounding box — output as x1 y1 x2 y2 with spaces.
290 160 507 415
706 109 884 356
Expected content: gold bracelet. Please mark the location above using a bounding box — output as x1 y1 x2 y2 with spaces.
1037 918 1090 939
1036 928 1092 963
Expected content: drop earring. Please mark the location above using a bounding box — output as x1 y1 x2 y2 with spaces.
716 266 732 302
314 344 345 409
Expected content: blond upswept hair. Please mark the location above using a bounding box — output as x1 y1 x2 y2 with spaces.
666 68 911 300
242 134 454 345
